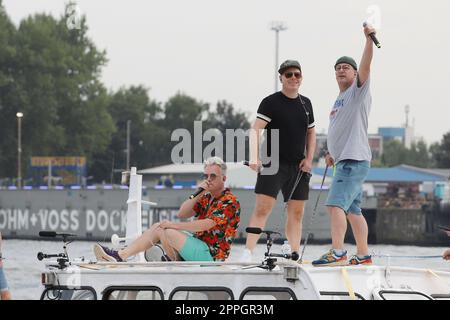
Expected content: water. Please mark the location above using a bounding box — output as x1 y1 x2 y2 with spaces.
1 239 449 300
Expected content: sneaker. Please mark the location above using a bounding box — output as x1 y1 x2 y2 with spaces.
312 249 348 267
239 248 253 263
94 243 124 262
348 254 372 265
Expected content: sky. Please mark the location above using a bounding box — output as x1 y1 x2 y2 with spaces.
3 0 450 145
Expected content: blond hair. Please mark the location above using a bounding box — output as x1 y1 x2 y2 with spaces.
204 157 227 176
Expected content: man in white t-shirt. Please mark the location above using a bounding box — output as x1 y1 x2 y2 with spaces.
313 24 377 267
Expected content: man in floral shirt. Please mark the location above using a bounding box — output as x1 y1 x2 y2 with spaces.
94 157 240 262
192 176 240 261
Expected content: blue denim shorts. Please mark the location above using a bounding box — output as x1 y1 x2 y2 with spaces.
0 267 8 292
325 160 370 214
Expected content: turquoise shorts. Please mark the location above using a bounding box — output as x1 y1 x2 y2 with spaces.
326 160 370 215
179 233 214 261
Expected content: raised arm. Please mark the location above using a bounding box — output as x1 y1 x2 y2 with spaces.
358 25 376 86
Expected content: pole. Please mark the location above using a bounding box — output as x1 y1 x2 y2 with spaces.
16 112 23 189
126 120 131 171
299 165 329 264
274 29 279 92
270 21 287 92
48 159 52 188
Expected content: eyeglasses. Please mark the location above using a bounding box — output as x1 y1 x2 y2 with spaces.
284 72 302 79
335 65 352 71
202 173 219 180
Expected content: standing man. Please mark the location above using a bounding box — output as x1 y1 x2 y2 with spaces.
0 232 12 300
241 60 316 262
312 25 377 266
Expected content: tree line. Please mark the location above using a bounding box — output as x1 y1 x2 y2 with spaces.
0 2 250 183
374 137 450 169
0 2 449 185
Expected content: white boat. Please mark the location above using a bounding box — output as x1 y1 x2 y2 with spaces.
38 168 450 300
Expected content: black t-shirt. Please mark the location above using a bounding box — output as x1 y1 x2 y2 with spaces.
257 91 315 164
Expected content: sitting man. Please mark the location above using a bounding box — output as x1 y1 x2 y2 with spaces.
94 156 240 262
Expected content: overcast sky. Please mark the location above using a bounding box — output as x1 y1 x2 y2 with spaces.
3 0 450 144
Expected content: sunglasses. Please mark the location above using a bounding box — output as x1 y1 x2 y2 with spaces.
202 173 220 180
284 72 302 79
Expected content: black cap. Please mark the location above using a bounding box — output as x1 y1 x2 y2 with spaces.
278 60 301 74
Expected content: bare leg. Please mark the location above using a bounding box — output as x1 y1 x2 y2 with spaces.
158 229 189 261
328 206 347 250
347 213 369 256
245 194 276 251
285 200 305 253
119 223 163 260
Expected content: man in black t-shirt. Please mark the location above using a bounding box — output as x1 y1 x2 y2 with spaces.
241 60 316 262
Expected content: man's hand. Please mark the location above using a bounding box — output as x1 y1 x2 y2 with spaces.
325 154 335 167
445 230 450 237
443 249 450 261
299 158 312 173
159 220 177 230
363 24 376 40
198 179 212 193
249 160 262 172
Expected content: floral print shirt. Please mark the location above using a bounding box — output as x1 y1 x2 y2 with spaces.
193 188 240 261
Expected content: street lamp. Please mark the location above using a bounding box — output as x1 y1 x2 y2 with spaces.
126 120 131 171
270 21 288 92
16 112 23 188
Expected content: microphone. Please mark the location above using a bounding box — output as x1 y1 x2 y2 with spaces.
189 187 204 199
363 22 381 48
245 227 262 234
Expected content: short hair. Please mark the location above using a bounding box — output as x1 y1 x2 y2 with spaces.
204 157 227 176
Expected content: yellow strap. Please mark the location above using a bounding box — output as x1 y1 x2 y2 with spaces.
333 164 336 177
428 269 450 287
428 269 439 278
341 268 356 300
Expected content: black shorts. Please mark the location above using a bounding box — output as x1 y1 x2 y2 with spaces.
255 163 311 202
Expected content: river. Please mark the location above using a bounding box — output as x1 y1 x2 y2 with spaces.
1 240 448 299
